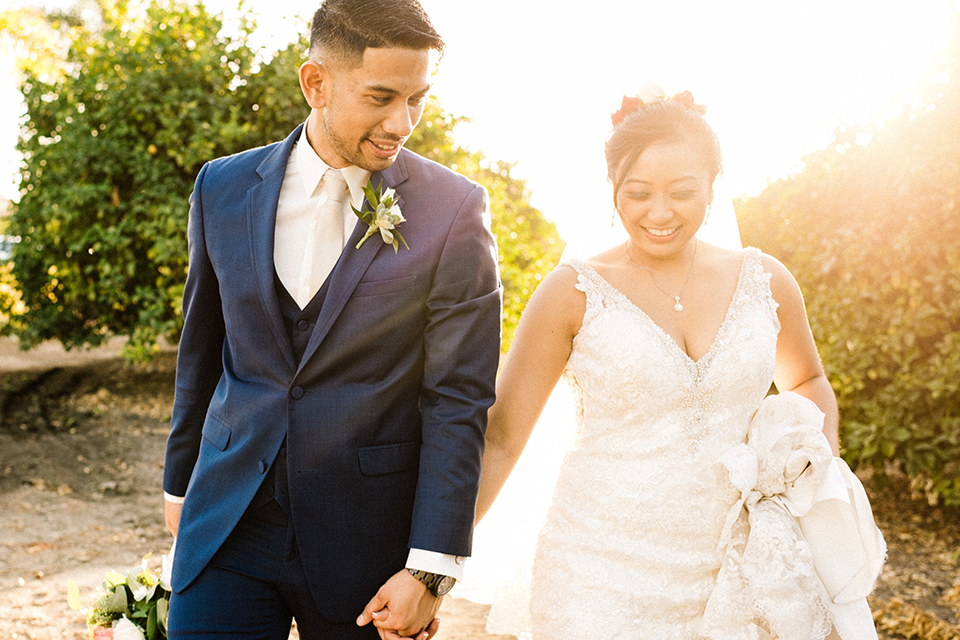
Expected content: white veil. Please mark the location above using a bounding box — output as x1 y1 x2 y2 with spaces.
697 173 743 251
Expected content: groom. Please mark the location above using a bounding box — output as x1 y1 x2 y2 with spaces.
161 0 501 638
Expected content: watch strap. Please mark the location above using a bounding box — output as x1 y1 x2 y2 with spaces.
406 568 455 596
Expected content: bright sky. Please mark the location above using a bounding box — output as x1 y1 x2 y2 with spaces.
0 0 954 256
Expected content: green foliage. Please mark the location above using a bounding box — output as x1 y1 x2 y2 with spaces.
738 20 960 505
7 0 561 358
8 0 289 358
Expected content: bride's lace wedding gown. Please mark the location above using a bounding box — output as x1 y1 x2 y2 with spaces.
486 248 788 636
533 248 779 638
487 247 883 639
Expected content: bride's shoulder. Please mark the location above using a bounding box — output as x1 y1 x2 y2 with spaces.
696 241 750 278
752 250 806 305
570 245 624 277
698 243 797 295
753 250 796 282
535 261 588 303
546 246 617 284
519 262 588 337
533 251 618 311
708 243 793 286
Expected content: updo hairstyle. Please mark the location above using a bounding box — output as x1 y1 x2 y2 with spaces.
605 93 722 207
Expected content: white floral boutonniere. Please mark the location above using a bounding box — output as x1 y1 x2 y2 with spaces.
353 179 409 253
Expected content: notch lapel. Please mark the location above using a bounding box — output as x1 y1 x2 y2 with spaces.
247 126 302 373
295 152 411 376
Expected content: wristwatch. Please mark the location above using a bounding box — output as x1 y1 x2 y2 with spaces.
406 568 456 597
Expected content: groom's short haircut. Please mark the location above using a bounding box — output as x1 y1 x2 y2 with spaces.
309 0 444 68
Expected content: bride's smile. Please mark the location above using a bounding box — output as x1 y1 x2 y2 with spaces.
615 141 713 262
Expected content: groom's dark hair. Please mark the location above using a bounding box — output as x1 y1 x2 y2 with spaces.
309 0 444 68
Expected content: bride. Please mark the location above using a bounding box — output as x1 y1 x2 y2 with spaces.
475 89 884 639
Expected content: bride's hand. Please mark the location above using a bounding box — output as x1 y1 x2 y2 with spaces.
164 499 182 536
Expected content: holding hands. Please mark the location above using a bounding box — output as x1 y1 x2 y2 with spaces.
357 569 442 640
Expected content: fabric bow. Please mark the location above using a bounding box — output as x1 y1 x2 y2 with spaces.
701 392 886 640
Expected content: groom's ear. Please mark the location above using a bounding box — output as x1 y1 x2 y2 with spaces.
299 60 330 109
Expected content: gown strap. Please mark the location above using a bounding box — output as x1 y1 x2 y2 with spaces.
561 258 609 326
738 247 781 330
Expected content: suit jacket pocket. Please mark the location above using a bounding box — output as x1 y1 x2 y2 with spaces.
358 441 421 476
202 414 231 451
351 275 417 298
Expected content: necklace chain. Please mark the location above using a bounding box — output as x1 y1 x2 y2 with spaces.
624 240 698 312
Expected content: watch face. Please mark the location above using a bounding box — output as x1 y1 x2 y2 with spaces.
436 575 456 596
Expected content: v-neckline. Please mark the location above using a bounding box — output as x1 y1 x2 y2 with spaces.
575 251 750 367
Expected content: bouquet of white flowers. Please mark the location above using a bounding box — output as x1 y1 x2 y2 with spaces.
68 547 173 640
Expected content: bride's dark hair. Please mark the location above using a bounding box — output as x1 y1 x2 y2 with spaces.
605 95 722 207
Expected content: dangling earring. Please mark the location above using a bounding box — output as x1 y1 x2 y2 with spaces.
704 203 712 225
611 208 617 228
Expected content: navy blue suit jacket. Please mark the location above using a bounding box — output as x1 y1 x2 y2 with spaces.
163 125 501 621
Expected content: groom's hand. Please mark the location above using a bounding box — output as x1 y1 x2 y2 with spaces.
357 570 442 640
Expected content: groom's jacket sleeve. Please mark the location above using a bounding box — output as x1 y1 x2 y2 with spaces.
409 182 501 557
163 162 226 498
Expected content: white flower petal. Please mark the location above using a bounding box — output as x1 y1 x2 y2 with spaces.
387 204 404 224
113 617 146 640
636 81 665 104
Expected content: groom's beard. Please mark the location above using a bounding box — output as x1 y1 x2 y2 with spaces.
322 112 407 172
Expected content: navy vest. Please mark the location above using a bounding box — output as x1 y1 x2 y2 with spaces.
250 272 332 514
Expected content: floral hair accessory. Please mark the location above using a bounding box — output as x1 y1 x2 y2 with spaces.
611 95 642 127
610 83 707 126
671 90 707 115
635 81 666 104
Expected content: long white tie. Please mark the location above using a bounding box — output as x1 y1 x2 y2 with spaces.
295 168 347 307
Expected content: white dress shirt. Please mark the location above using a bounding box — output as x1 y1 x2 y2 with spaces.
167 123 465 582
274 126 371 307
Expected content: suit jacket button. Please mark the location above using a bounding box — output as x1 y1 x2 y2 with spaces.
258 460 267 474
297 320 309 331
291 386 304 399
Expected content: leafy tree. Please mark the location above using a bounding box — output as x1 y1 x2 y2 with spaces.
738 15 960 504
6 0 562 359
8 0 267 359
0 5 74 82
404 104 564 351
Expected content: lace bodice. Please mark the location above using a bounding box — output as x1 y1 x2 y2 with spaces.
488 247 784 639
565 247 780 450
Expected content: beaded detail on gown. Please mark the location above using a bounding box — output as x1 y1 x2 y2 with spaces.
490 247 782 639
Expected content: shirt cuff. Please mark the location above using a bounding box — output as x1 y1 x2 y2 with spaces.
406 548 466 582
164 492 185 504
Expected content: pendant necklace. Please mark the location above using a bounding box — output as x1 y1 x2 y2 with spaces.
625 239 698 312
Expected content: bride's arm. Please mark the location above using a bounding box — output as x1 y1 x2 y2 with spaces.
763 254 841 456
475 265 585 524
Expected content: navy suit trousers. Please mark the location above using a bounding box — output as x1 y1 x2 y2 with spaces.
168 484 379 640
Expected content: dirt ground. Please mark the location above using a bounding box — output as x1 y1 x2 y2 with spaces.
0 341 958 640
